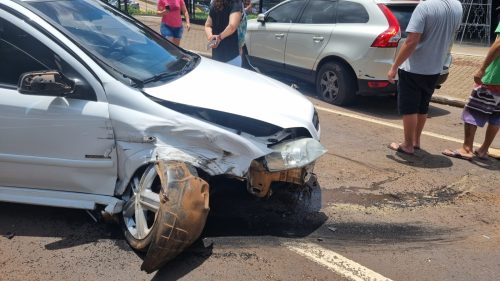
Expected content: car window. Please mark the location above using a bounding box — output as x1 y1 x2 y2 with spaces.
386 4 416 38
266 0 305 23
0 17 95 100
299 0 337 24
27 0 193 86
337 1 368 23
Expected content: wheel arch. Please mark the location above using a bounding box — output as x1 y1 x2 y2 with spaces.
114 143 213 197
315 55 359 93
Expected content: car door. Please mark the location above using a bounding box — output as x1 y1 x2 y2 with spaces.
246 0 305 72
285 0 336 77
0 12 117 196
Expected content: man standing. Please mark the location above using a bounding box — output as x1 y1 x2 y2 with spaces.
442 23 500 161
388 0 462 155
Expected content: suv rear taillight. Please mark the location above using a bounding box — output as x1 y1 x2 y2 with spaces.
371 4 401 48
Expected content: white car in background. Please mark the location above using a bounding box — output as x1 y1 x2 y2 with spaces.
0 0 325 273
244 0 451 106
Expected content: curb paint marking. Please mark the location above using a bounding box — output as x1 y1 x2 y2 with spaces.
285 242 393 281
315 106 483 147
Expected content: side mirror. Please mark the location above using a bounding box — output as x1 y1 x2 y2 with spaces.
257 13 265 24
18 70 75 97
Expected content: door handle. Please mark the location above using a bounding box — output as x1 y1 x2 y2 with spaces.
275 33 285 39
312 36 324 42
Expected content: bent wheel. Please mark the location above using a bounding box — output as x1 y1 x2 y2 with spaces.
122 164 160 251
121 161 210 273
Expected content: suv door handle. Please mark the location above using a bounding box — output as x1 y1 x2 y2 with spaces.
275 33 285 39
312 36 324 42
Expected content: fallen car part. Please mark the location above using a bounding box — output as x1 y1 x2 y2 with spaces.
141 160 210 272
247 160 314 198
247 138 326 197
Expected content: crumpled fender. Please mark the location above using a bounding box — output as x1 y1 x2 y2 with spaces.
140 160 210 273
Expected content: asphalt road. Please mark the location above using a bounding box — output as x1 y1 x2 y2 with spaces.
1 76 499 281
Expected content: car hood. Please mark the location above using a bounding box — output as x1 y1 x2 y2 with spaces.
144 57 316 135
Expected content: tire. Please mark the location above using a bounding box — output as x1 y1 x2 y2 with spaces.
121 164 160 252
316 61 357 106
121 161 210 272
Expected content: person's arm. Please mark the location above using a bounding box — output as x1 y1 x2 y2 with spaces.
205 15 214 41
387 32 421 83
218 11 241 42
244 0 252 13
181 0 191 31
474 35 500 84
157 0 167 16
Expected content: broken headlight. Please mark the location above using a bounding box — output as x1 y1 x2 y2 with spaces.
264 138 327 172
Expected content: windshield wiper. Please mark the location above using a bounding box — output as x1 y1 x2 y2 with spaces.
141 55 199 86
141 71 181 86
179 55 199 75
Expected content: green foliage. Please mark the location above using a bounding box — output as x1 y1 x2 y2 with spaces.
128 8 157 16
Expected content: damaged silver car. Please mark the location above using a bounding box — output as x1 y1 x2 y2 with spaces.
0 0 326 272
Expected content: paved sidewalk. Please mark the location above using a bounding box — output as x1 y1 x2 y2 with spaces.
136 16 488 107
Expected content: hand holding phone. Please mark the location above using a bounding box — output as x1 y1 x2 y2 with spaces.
206 37 217 50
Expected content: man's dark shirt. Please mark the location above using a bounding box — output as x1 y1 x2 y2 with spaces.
209 0 242 62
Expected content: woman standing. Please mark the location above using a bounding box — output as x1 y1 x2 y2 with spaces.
157 0 191 46
205 0 242 66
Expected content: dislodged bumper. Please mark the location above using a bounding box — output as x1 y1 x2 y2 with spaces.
247 160 315 197
247 138 327 198
140 160 210 273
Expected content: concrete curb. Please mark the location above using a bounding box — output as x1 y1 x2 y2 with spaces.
431 95 466 108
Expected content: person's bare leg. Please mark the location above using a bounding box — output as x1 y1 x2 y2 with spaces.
460 122 477 155
401 113 417 153
389 114 416 154
475 123 500 157
172 38 181 46
413 113 427 148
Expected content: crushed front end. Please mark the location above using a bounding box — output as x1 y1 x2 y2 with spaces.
247 138 326 198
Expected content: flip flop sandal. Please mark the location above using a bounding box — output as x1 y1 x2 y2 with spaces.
442 149 472 161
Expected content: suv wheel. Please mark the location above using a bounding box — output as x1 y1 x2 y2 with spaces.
316 62 356 106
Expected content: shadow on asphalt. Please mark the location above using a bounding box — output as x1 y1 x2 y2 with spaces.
151 177 327 279
0 203 131 250
386 148 454 169
202 177 327 238
0 176 327 278
386 148 499 170
312 221 457 246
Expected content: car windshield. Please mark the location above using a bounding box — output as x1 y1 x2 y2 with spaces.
24 0 197 86
386 4 416 38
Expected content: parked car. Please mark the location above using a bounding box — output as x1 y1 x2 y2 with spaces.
244 0 451 106
195 2 210 14
108 0 140 9
0 0 325 273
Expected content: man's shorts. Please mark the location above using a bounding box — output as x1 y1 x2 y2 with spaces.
160 22 183 39
462 85 500 127
397 69 440 115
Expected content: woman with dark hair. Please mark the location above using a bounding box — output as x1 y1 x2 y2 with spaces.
204 0 243 66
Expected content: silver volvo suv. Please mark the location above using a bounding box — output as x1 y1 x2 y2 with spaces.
244 0 451 106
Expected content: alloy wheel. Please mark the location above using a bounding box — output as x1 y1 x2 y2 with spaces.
319 70 339 103
122 165 161 240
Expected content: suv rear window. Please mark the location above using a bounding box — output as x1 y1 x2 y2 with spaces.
386 4 416 38
337 1 369 23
